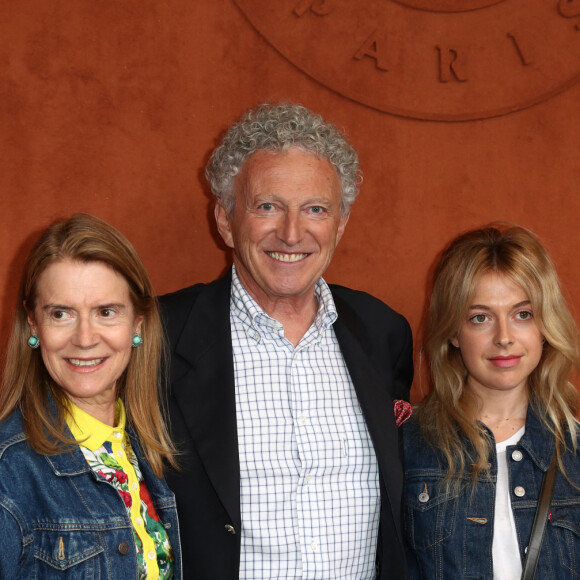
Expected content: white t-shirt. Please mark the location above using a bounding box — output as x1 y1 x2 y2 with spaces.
492 426 526 580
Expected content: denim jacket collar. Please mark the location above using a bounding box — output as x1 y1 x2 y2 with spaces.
47 420 146 477
480 406 555 473
518 406 556 472
28 394 147 478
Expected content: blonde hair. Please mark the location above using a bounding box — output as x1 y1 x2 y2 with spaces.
416 224 579 482
0 214 176 476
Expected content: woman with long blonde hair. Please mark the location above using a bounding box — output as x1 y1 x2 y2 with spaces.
403 224 579 579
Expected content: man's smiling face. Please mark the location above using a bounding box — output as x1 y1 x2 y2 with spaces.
215 147 348 311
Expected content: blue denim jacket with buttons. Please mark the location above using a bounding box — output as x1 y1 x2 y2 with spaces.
402 407 580 579
0 407 182 579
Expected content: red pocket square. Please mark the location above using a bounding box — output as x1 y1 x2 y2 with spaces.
393 399 412 427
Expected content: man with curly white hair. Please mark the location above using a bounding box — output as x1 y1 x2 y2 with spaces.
161 103 413 580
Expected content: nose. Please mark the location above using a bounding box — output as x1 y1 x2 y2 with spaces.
72 317 98 349
494 318 513 347
278 210 303 246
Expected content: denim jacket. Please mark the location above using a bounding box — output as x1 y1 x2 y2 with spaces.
0 408 182 579
402 408 580 579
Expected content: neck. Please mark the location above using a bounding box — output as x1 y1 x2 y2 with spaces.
471 386 529 442
265 295 319 347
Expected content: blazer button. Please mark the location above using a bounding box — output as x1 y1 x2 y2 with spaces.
118 542 130 555
514 486 526 497
225 524 236 535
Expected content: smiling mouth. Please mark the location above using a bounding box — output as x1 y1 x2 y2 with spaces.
267 252 309 263
67 358 105 368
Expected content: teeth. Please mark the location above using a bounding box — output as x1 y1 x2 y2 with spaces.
68 359 104 367
268 252 308 263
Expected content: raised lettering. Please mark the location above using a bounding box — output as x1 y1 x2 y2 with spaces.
507 33 533 66
436 46 467 82
354 30 389 71
558 0 580 18
293 0 332 17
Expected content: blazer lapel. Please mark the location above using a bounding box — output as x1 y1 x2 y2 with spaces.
170 272 241 528
332 293 403 521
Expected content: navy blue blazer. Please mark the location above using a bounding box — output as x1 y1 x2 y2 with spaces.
160 270 413 579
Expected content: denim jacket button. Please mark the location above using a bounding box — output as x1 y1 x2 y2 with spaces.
514 486 526 497
418 492 429 503
118 542 130 555
512 450 523 461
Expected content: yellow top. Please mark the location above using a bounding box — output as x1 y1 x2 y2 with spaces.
66 400 164 579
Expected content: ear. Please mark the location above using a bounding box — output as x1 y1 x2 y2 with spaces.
335 212 350 244
215 202 235 249
25 301 37 335
134 315 144 335
450 335 459 349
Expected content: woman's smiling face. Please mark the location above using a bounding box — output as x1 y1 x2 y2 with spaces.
27 259 142 416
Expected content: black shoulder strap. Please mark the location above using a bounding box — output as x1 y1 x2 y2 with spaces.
520 453 557 580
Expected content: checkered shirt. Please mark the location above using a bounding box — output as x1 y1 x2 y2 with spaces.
230 267 380 579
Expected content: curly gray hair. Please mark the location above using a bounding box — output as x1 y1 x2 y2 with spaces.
205 103 362 216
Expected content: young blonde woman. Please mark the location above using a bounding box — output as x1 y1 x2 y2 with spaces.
403 225 579 579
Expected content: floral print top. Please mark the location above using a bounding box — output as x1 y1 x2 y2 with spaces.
66 400 174 579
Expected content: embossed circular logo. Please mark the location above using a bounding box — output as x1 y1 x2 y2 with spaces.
234 0 580 120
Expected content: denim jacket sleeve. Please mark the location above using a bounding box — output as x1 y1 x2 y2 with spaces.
0 492 31 575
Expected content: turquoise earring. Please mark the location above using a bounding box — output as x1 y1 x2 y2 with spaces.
28 335 40 349
131 334 143 348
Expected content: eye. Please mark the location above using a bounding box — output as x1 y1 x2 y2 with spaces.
516 310 533 321
100 308 116 317
309 206 326 214
50 309 70 321
259 203 275 211
469 313 488 324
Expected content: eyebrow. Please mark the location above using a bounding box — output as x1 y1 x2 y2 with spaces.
467 300 531 311
41 303 128 311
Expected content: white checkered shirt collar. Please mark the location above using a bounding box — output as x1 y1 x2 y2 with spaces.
230 265 338 338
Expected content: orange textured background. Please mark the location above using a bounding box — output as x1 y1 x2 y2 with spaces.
1 1 579 401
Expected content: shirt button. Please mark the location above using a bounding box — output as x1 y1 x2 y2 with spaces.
118 542 130 555
514 486 526 497
132 482 139 491
117 450 124 458
299 415 307 425
305 474 312 483
147 551 156 560
512 450 523 461
225 524 236 535
135 517 144 526
418 492 429 503
310 542 318 551
113 431 122 439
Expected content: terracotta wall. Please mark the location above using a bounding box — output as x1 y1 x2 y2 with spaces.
2 0 579 401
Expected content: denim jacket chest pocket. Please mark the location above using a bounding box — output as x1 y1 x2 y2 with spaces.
544 476 580 577
34 526 105 577
403 472 460 550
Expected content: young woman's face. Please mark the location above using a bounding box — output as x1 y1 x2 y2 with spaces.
451 272 544 399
